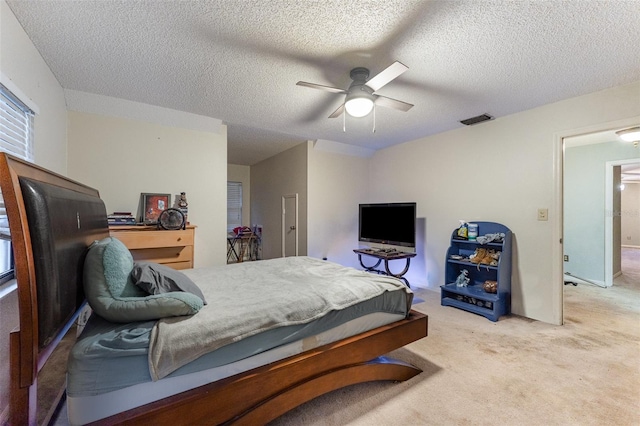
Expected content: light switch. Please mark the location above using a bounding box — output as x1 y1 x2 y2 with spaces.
537 208 548 221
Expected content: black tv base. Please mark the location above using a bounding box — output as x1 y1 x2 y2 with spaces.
353 248 416 287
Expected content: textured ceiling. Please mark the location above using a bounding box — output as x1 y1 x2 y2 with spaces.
6 0 640 165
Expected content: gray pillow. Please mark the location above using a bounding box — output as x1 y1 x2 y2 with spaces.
83 237 203 323
132 262 207 304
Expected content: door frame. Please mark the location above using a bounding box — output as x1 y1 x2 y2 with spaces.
554 116 640 324
281 194 298 257
605 158 640 287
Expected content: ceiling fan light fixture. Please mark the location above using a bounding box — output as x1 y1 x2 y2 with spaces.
615 126 640 142
344 86 375 118
296 61 411 121
345 96 374 117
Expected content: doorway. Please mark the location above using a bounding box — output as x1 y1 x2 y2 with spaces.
559 119 640 322
605 159 640 285
282 194 298 257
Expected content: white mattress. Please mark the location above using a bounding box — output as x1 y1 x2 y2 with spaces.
66 311 403 425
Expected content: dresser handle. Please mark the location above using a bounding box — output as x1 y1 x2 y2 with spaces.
177 237 182 242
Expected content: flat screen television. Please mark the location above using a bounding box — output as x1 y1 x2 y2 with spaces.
358 202 416 252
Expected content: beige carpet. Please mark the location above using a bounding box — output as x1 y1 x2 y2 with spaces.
50 249 639 425
272 249 640 426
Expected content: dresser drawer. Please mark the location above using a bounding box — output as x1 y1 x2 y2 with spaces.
111 228 192 249
129 245 193 266
109 226 195 270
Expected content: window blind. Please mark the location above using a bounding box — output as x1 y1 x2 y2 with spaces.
227 181 243 231
0 84 34 283
0 84 34 161
0 83 33 236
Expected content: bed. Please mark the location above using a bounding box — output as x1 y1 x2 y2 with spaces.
0 152 428 425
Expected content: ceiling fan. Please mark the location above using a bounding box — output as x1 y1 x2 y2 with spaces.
297 61 414 120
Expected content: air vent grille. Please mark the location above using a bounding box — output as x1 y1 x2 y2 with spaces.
460 114 494 126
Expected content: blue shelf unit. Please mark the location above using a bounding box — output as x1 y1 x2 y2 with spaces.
440 221 512 321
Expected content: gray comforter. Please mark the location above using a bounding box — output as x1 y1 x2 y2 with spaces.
148 256 410 380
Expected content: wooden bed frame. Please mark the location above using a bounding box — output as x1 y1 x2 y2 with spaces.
0 153 428 425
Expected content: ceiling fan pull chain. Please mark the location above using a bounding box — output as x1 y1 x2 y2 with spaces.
372 104 376 133
343 109 346 132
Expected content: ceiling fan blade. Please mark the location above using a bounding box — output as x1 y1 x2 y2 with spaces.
296 81 348 94
328 103 345 118
365 61 409 92
374 95 413 112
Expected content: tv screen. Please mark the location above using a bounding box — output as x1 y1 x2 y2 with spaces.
359 202 416 249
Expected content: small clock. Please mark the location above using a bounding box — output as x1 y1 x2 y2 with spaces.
157 208 186 230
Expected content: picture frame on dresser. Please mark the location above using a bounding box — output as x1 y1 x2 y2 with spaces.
139 192 171 224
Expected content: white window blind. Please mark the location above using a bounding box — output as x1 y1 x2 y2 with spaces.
227 181 243 232
0 84 34 161
0 83 34 284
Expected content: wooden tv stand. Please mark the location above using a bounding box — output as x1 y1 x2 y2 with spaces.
353 248 416 287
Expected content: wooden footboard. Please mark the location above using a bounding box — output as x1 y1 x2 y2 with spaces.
95 310 428 425
0 152 429 425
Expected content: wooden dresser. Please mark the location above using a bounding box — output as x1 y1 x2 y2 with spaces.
109 225 195 270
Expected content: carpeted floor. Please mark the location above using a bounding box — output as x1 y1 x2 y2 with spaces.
49 249 639 425
271 248 640 425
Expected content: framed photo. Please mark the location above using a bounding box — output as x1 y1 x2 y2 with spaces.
139 193 171 224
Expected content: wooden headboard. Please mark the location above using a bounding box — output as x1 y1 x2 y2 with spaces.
0 153 109 424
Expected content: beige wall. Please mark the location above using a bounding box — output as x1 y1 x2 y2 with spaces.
307 141 371 269
228 164 251 228
251 142 308 259
0 0 68 173
67 110 227 267
365 81 640 324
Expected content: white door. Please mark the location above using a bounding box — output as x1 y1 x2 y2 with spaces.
282 194 298 257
